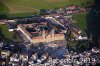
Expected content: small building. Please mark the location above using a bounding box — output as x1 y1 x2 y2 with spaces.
0 41 3 48
10 53 19 62
0 20 6 24
92 47 100 53
9 53 20 66
0 50 10 58
20 53 28 62
66 5 76 10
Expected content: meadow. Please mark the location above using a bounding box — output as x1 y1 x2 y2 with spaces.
72 13 87 32
0 24 14 40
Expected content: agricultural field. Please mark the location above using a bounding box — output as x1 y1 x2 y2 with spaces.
0 0 93 15
0 1 9 12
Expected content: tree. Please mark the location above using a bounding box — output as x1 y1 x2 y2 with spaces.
40 9 48 16
13 33 17 40
0 28 5 40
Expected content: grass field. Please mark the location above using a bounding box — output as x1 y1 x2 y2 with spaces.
0 1 9 12
0 0 93 15
72 13 87 32
0 24 13 40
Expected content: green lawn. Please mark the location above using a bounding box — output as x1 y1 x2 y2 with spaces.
0 0 94 16
72 13 87 32
0 24 13 40
0 24 23 42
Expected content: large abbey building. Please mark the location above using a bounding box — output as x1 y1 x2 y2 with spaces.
17 16 66 43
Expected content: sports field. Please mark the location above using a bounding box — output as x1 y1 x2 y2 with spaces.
0 0 93 14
